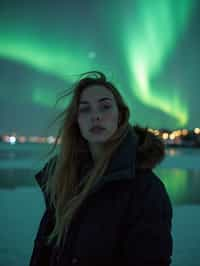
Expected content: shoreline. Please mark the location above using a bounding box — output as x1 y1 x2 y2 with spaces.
0 155 200 170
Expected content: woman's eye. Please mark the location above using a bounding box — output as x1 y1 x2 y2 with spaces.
79 107 89 112
102 105 111 109
79 105 111 113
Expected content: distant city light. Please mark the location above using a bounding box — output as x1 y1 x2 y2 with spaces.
18 136 26 143
0 127 199 147
162 133 169 140
154 130 160 136
182 129 188 136
2 136 10 142
169 133 175 140
47 136 55 144
194 128 200 134
9 136 16 144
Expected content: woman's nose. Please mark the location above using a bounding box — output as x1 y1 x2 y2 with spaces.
91 111 102 122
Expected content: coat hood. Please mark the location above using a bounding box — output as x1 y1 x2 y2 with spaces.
134 125 165 169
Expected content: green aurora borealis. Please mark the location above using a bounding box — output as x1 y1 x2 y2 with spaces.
0 0 199 135
125 0 195 125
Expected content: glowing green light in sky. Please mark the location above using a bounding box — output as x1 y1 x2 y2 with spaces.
33 89 71 109
0 27 95 81
124 0 195 126
0 25 102 108
0 1 196 128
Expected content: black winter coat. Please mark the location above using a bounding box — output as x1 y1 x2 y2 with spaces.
29 126 173 266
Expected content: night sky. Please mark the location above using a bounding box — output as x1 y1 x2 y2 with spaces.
0 0 199 135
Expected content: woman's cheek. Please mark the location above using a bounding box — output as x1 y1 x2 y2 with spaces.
106 111 118 123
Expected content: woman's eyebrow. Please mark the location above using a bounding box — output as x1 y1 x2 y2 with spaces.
80 97 112 104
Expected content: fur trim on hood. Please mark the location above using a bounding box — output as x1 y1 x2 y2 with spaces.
133 125 165 169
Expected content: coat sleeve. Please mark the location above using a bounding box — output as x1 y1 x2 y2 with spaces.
121 173 173 266
35 156 57 209
29 208 54 266
29 158 57 266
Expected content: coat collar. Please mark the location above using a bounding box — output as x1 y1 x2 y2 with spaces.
82 124 165 195
85 126 138 195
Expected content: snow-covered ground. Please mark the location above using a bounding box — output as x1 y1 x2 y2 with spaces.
0 186 200 266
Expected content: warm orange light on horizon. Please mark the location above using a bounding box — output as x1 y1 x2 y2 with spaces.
162 133 169 139
194 128 200 134
182 129 188 136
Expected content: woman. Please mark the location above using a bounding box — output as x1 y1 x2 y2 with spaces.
29 71 173 266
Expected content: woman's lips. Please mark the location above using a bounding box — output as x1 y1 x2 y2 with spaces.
90 127 106 134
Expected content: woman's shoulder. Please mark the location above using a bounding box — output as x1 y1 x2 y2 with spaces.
134 169 173 218
135 169 167 193
35 155 57 187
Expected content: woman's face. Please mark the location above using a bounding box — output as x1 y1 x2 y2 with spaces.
77 85 120 143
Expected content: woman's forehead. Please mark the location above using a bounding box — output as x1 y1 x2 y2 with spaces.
80 85 114 102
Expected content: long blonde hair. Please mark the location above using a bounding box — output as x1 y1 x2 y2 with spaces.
45 71 134 247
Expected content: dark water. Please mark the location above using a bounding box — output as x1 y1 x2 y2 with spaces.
0 143 200 205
